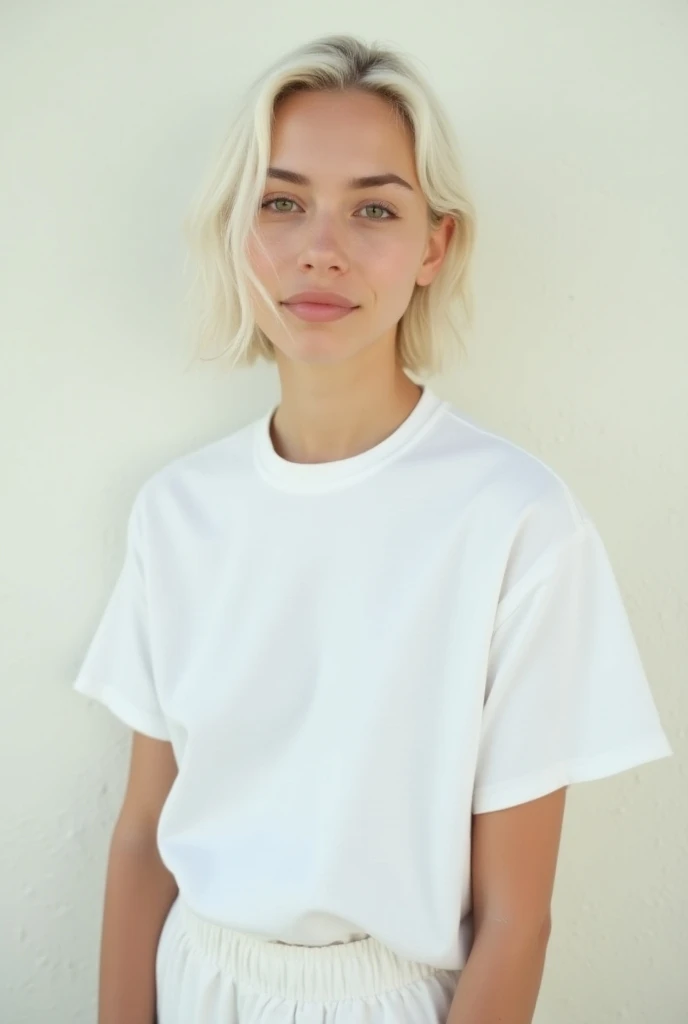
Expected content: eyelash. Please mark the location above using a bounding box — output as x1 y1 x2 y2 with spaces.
260 196 398 220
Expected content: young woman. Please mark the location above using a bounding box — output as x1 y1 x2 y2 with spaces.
73 33 672 1024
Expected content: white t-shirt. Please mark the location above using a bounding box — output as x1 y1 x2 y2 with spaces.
73 384 672 969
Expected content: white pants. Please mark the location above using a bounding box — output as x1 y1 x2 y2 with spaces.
156 895 461 1024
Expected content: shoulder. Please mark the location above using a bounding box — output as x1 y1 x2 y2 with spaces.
436 399 596 599
438 399 591 529
130 413 260 529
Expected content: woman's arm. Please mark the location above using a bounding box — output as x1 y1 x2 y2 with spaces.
97 732 179 1024
446 787 567 1024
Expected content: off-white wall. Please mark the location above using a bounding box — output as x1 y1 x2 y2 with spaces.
2 2 686 1021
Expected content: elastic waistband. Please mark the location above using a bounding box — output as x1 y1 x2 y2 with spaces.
176 898 446 1002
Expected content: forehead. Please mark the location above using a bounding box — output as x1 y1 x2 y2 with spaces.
269 89 418 183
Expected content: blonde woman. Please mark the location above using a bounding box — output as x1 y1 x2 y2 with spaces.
73 34 672 1024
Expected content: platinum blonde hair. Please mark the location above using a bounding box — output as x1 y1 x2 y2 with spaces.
183 34 476 377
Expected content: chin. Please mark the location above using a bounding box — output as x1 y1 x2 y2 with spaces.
275 336 360 366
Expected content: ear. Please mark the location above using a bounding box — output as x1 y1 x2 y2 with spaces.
415 214 455 287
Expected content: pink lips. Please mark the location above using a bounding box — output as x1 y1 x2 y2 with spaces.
284 290 357 307
281 291 360 323
283 303 358 322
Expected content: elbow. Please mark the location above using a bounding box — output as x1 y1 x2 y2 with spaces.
476 909 553 950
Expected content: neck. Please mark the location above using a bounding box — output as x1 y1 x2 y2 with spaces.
269 371 424 466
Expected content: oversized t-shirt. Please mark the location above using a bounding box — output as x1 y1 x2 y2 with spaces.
72 384 672 969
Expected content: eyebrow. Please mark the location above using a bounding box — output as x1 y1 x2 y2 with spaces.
266 166 415 192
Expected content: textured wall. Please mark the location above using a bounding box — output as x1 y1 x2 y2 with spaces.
2 1 685 1022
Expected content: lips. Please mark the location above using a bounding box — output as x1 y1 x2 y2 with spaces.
282 291 358 308
281 301 358 323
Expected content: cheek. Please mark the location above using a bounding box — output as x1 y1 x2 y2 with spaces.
246 229 287 284
363 236 423 294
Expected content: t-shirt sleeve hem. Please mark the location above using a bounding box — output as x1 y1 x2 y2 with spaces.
471 732 673 814
73 678 171 741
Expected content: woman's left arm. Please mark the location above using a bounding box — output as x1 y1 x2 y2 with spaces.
446 787 568 1024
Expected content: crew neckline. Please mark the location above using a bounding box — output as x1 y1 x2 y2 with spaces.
253 385 446 493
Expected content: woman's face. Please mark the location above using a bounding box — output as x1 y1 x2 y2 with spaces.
246 88 453 367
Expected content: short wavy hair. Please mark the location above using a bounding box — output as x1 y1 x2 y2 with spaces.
183 34 476 377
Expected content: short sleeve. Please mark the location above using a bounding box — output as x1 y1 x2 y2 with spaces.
472 519 672 814
72 488 170 741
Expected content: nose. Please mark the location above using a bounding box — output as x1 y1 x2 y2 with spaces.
296 213 349 274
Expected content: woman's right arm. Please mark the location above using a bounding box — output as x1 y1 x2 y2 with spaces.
97 731 179 1024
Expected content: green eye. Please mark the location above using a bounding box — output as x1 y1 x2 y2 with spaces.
359 204 395 220
261 198 298 213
